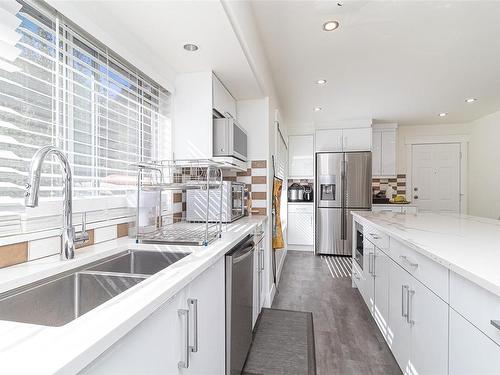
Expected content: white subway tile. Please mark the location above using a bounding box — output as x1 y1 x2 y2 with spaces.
29 236 60 260
94 225 117 243
251 184 267 192
252 200 267 208
251 168 267 176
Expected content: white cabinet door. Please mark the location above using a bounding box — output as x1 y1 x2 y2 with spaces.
409 277 448 375
315 129 343 152
360 239 375 313
387 259 411 372
288 135 314 178
213 74 236 118
342 128 372 151
374 247 390 339
81 291 186 374
82 259 225 375
259 237 266 309
381 131 396 176
253 242 260 328
184 257 225 374
288 205 314 246
372 131 382 176
449 309 500 375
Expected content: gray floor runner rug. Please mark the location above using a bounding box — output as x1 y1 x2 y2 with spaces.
243 308 316 375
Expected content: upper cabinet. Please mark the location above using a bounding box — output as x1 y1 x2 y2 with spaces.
173 72 245 169
213 74 236 119
372 124 397 177
315 128 372 152
288 135 314 178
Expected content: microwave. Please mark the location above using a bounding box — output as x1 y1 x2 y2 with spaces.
213 117 247 162
186 181 245 223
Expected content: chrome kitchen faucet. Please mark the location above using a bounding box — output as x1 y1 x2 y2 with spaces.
25 145 89 260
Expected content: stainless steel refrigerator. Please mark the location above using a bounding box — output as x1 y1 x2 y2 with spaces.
315 152 372 255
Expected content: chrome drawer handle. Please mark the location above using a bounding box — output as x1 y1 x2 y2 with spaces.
491 320 500 330
178 309 190 368
400 255 418 268
407 289 415 325
401 285 409 318
188 298 198 353
369 233 381 239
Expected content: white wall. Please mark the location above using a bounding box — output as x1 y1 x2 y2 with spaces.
468 110 500 219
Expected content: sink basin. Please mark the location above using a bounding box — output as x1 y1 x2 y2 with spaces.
86 250 189 276
0 271 145 327
0 250 189 327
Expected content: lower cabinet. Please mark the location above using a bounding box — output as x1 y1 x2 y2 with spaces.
449 309 500 375
388 258 448 375
288 204 314 246
373 247 390 337
81 257 225 374
357 238 375 311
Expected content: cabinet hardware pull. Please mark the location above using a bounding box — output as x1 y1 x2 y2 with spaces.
188 298 198 353
369 233 381 239
491 320 500 330
372 253 376 277
400 255 419 268
368 253 373 275
407 289 415 325
401 285 409 318
178 309 190 368
260 249 265 271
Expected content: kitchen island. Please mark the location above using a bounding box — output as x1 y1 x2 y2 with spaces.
351 211 500 375
0 216 267 374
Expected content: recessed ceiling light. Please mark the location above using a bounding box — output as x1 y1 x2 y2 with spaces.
465 98 477 103
183 43 199 52
316 79 327 85
323 21 339 31
439 112 447 117
314 106 322 112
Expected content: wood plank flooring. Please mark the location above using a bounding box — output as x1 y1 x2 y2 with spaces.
272 251 401 375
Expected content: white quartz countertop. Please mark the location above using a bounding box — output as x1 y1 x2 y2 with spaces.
351 211 500 298
0 215 267 374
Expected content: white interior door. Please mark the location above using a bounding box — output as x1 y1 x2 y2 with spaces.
411 143 461 213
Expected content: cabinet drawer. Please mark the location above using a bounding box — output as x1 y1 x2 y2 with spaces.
390 239 448 302
450 271 500 346
288 203 314 214
449 308 500 375
363 224 389 251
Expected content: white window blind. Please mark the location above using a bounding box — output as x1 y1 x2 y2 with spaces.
0 0 171 210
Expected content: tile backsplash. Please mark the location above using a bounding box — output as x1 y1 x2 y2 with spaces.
224 160 268 216
372 174 406 198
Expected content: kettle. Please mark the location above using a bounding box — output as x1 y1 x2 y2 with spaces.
288 183 304 201
303 185 313 202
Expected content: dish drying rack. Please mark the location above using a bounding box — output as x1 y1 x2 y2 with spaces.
133 159 224 246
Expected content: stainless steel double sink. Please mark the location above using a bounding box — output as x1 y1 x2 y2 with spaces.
0 250 188 327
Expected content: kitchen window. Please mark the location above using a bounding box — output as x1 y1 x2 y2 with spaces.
0 0 172 212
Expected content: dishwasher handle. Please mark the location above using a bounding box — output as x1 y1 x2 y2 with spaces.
232 245 254 264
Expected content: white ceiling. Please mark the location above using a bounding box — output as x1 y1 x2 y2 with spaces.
51 0 262 99
251 1 500 126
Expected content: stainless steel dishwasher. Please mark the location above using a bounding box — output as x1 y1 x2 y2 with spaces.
226 234 255 375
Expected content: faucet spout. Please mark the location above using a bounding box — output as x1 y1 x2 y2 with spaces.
25 146 87 260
